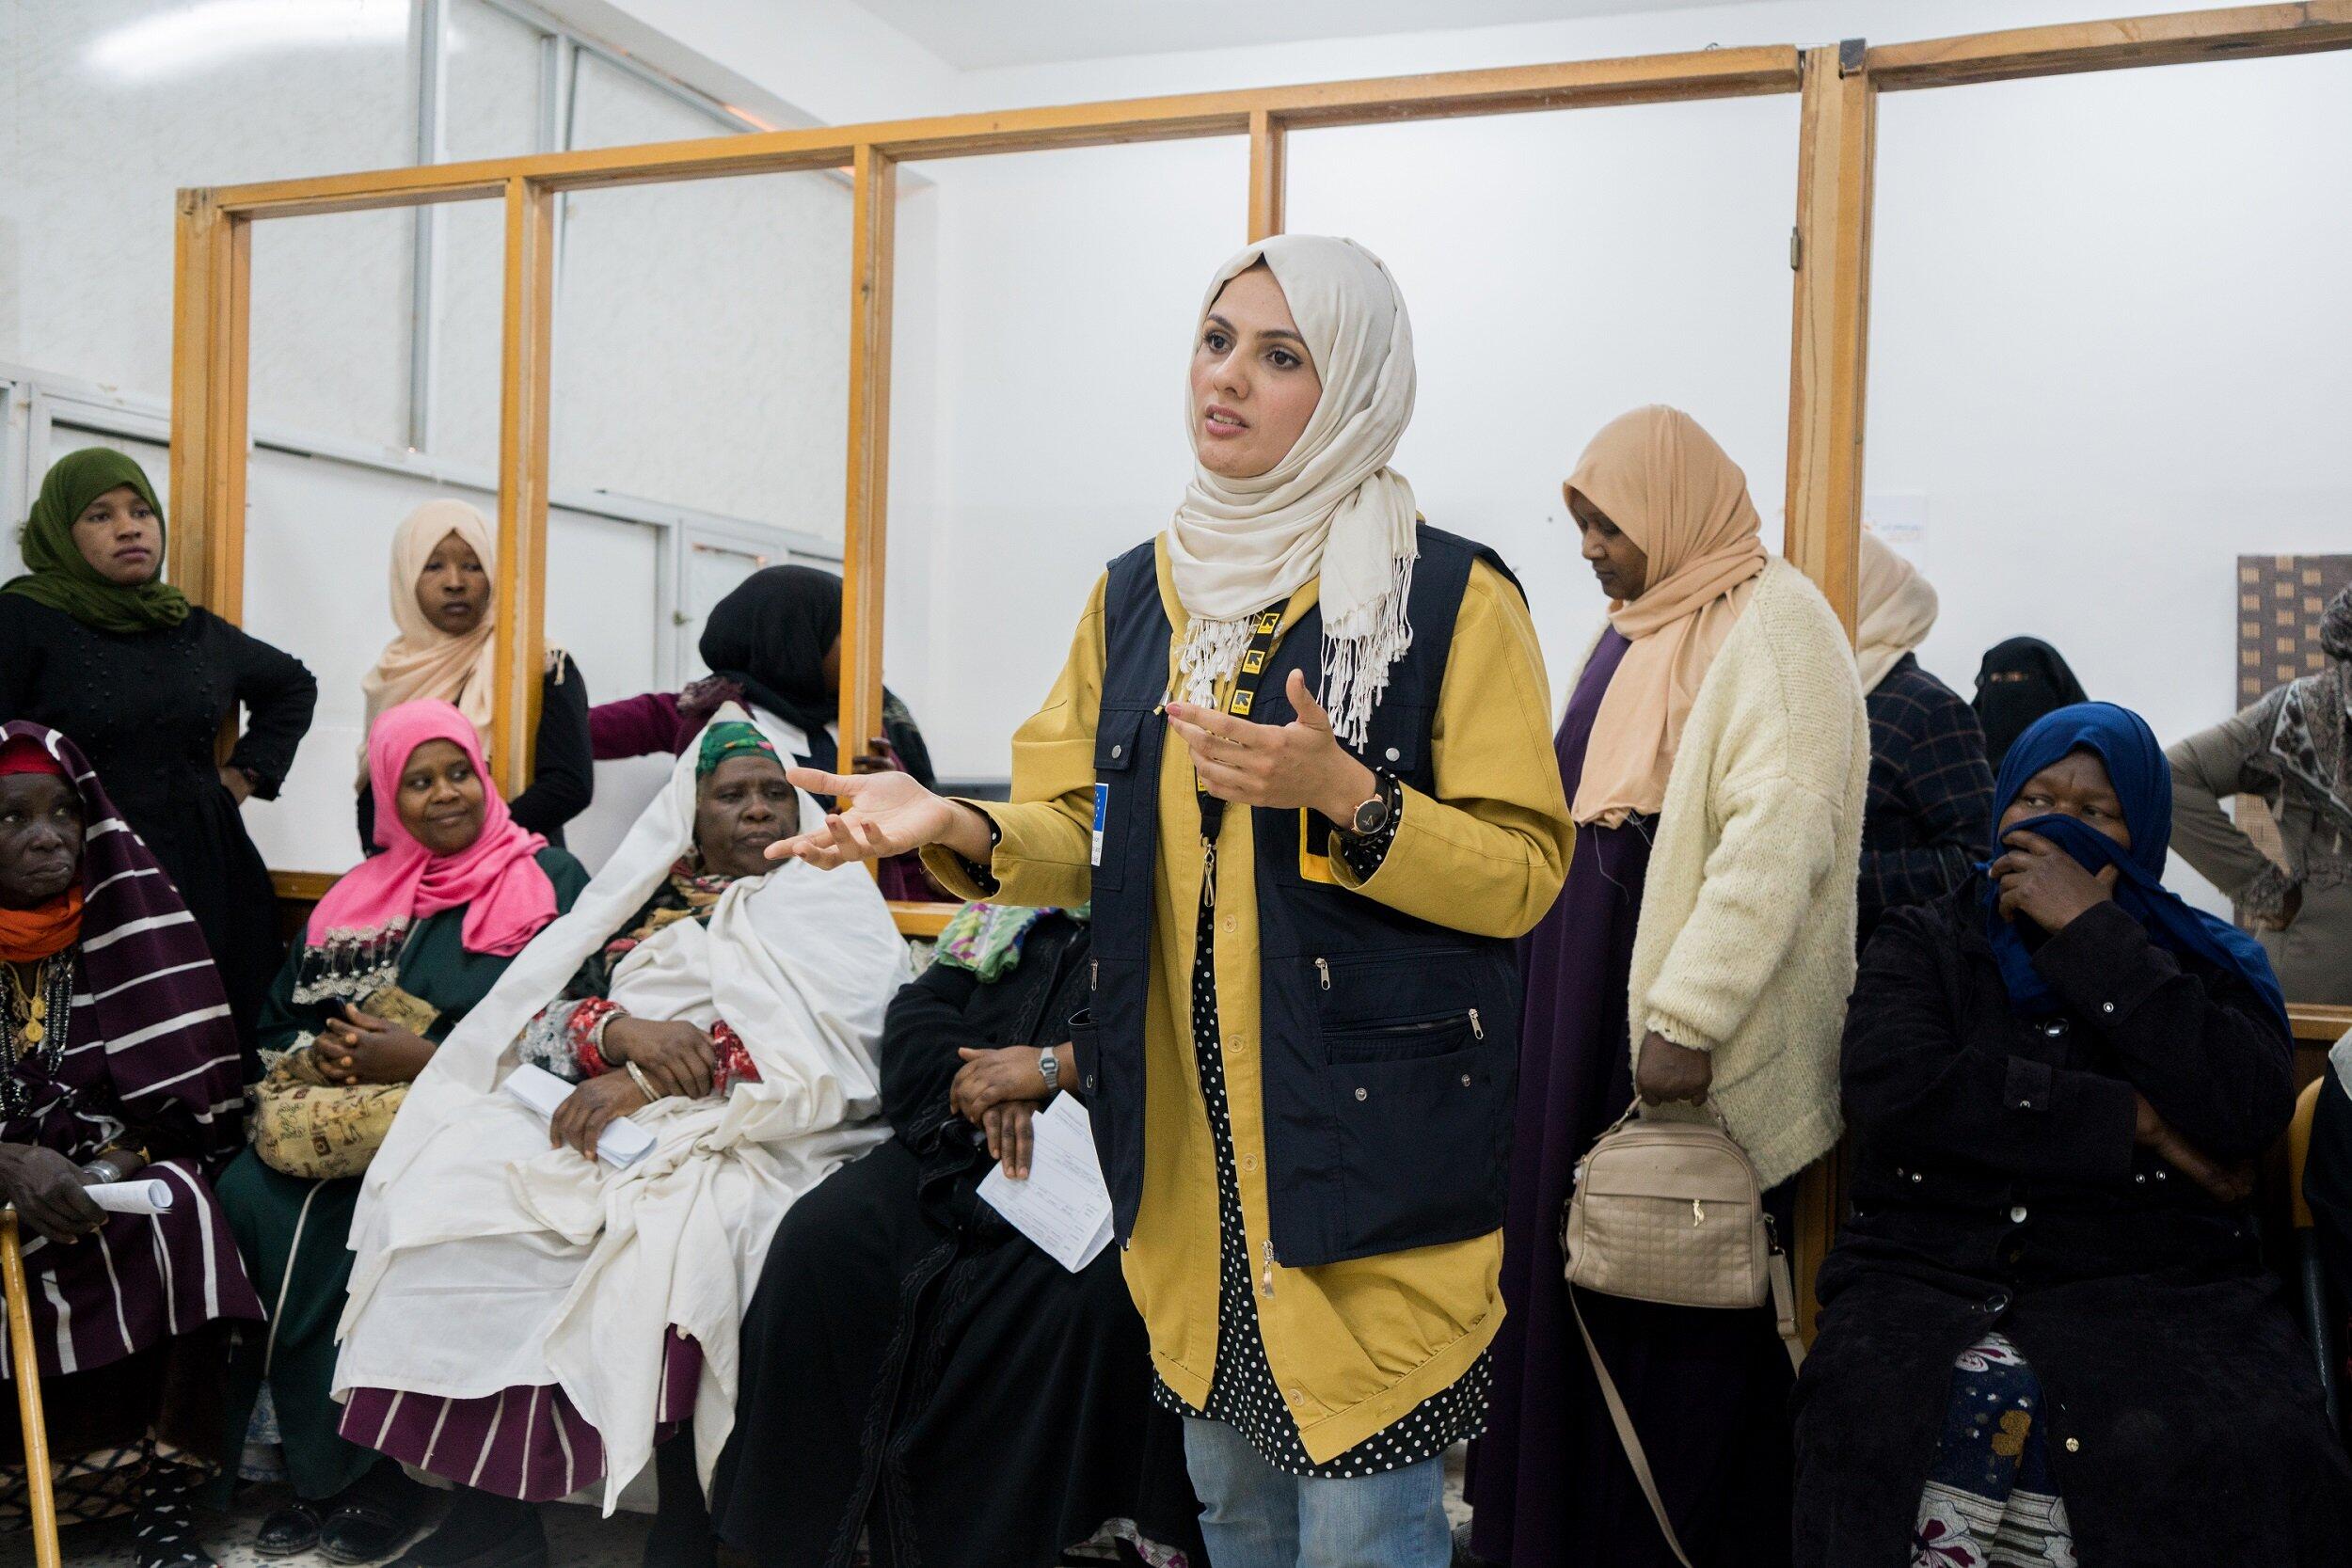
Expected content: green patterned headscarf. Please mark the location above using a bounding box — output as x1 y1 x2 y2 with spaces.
932 900 1090 982
696 719 781 780
4 448 190 634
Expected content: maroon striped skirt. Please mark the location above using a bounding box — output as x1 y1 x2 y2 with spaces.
337 1330 702 1502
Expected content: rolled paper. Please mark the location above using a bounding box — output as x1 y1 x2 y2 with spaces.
85 1180 174 1216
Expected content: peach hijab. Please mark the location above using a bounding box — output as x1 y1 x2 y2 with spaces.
358 500 501 783
1568 406 1769 827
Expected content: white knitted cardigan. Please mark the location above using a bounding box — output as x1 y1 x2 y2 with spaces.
1605 557 1869 1188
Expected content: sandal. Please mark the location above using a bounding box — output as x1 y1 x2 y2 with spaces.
255 1497 328 1557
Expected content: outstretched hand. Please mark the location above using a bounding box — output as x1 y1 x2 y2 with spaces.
1164 669 1375 828
763 767 990 869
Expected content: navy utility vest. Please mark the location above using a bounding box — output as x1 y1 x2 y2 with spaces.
1071 524 1526 1270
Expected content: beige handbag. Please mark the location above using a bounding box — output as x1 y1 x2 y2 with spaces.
1560 1099 1804 1568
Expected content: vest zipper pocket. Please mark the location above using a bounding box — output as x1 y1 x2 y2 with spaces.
1315 958 1330 990
1324 1010 1481 1064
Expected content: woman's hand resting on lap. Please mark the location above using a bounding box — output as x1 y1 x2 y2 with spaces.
317 1005 436 1085
2134 1093 2254 1205
603 1016 717 1099
550 1073 650 1161
0 1143 105 1243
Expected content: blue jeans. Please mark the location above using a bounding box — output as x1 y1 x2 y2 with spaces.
1181 1418 1450 1568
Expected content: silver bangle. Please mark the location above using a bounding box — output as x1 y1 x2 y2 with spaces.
624 1061 660 1101
81 1159 125 1186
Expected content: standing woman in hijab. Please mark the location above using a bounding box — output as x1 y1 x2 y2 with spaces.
2167 586 2352 1004
589 563 936 789
1853 533 1994 946
355 499 591 853
757 236 1574 1568
1974 637 2089 769
0 449 316 1062
1469 407 1867 1568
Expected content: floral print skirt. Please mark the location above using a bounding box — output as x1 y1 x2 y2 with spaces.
1912 1333 2076 1568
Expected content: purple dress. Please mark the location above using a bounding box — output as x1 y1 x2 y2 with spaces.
1468 630 1794 1568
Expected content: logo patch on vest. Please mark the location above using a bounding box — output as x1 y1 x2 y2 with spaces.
1092 784 1108 866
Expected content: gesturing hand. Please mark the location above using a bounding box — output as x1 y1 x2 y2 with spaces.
550 1073 650 1161
1634 1031 1712 1106
603 1017 718 1100
0 1142 106 1244
317 1005 437 1085
1991 830 2119 934
764 768 986 869
1165 669 1376 829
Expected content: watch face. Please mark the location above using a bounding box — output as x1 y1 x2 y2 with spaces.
1354 797 1388 835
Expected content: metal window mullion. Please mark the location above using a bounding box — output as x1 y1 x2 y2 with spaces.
406 0 449 453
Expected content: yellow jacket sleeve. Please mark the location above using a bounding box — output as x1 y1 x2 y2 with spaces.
1335 559 1575 938
920 574 1107 910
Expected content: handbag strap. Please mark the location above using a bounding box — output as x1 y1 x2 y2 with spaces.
1567 1254 1806 1568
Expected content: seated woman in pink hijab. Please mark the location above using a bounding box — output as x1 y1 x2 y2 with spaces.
216 702 587 1563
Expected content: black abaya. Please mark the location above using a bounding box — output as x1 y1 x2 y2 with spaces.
711 914 1202 1568
0 597 315 1066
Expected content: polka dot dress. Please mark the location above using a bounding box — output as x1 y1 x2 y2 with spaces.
1151 796 1491 1478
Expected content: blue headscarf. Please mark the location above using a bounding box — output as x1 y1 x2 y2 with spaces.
1983 702 2288 1037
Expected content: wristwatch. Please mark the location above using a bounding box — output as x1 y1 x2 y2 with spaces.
1038 1046 1062 1095
1344 771 1399 838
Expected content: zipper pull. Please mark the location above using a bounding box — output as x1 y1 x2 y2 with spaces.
1261 1238 1278 1297
1315 958 1330 990
1089 958 1098 990
1470 1007 1483 1039
1201 838 1216 909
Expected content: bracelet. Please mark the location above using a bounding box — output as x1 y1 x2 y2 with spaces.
81 1159 125 1186
624 1061 660 1101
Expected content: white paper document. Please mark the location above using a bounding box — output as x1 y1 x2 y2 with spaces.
503 1063 657 1167
87 1179 175 1216
978 1095 1116 1274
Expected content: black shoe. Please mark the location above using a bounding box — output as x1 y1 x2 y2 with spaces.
254 1497 326 1558
642 1433 716 1568
389 1491 547 1568
1452 1521 1499 1568
322 1465 435 1563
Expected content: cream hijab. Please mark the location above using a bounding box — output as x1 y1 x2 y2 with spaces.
1569 406 1770 827
1853 531 1939 693
358 499 500 781
1167 234 1419 749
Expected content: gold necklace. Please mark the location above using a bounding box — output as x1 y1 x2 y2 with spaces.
3 961 47 1045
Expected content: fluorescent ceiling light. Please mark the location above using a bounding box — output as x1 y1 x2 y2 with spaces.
87 0 410 84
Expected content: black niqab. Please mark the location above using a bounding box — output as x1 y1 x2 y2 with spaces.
1971 636 2087 768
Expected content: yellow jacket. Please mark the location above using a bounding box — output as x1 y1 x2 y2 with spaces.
927 536 1572 1462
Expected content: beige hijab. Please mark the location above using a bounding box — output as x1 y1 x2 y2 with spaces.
1568 406 1769 827
1167 234 1419 750
358 499 500 782
1853 531 1939 693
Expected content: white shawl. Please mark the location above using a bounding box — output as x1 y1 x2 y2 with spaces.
333 709 908 1509
1168 234 1420 747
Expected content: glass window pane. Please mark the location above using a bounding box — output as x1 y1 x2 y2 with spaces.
1865 52 2352 916
1287 98 1802 690
444 0 545 164
885 140 1249 789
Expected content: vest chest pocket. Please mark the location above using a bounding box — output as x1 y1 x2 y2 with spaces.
1089 706 1151 892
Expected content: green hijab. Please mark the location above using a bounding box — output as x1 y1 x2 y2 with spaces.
4 448 191 633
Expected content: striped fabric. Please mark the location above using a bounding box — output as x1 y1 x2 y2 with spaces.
339 1332 702 1502
0 721 262 1378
